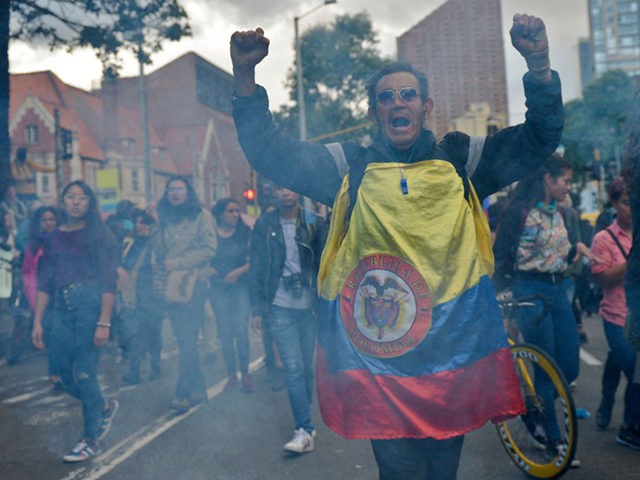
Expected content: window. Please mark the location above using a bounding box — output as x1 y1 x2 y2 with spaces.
131 169 140 192
25 125 38 145
41 174 51 194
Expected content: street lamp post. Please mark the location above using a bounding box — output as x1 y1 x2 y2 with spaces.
137 38 153 205
294 0 337 141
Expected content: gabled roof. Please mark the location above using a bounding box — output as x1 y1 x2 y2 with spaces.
156 110 243 178
10 71 104 160
9 71 177 172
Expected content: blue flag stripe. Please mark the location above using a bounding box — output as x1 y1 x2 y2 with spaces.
318 275 508 377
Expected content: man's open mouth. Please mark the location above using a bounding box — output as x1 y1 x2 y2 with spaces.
391 117 411 128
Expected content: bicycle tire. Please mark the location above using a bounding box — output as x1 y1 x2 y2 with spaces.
496 342 578 479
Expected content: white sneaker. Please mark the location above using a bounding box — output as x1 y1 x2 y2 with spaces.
283 428 315 453
63 439 102 463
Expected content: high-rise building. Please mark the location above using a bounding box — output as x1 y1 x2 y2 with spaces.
397 0 507 138
578 38 595 91
588 0 640 84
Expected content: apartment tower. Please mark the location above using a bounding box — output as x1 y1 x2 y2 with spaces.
587 0 640 85
397 0 508 138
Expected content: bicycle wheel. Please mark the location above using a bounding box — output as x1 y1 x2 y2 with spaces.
496 342 578 479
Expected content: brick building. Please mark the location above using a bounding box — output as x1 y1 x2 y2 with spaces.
8 52 251 212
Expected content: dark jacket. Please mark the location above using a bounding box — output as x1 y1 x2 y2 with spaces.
249 207 326 317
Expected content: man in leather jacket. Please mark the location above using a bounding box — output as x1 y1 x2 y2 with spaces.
249 187 325 454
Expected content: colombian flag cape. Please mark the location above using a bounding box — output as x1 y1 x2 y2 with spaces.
316 159 524 440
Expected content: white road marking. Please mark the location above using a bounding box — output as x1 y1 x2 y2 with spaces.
25 410 74 426
579 347 602 366
2 391 43 404
60 356 265 480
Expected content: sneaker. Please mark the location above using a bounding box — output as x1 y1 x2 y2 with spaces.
617 426 640 450
224 376 238 391
544 442 580 468
98 399 119 441
170 397 192 414
595 405 612 430
241 374 254 393
49 380 64 394
283 428 315 454
521 399 547 447
63 439 102 463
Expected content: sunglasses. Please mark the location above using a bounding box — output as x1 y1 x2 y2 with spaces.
376 87 420 105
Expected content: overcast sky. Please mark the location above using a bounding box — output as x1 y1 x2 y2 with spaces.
9 0 589 124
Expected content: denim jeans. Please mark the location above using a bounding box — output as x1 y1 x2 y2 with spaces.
513 278 580 443
599 347 622 414
167 281 207 402
49 291 104 441
371 436 464 480
123 305 163 378
603 321 640 425
209 281 250 376
268 305 316 432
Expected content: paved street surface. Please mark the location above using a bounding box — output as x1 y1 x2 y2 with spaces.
1 312 639 479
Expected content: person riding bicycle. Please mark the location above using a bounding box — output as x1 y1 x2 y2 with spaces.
494 154 598 464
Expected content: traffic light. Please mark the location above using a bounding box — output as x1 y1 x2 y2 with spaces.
243 188 256 204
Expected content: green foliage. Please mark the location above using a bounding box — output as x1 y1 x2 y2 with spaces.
10 0 191 77
274 12 389 143
562 70 634 181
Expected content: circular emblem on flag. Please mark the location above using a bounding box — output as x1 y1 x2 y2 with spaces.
340 254 432 358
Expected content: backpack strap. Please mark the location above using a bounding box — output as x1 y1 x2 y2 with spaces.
466 136 485 178
604 227 630 260
323 142 365 221
325 142 349 179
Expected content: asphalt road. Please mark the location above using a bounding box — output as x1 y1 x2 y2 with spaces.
1 312 639 480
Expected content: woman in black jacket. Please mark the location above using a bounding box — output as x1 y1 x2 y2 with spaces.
209 198 252 391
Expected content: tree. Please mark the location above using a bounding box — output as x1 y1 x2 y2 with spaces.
1 2 9 196
274 12 389 143
0 0 190 195
562 70 635 183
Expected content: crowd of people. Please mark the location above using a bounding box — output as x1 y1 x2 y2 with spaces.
0 171 330 463
0 10 638 478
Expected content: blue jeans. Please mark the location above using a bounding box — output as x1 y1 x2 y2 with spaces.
167 281 207 402
371 436 464 480
123 305 163 377
49 289 104 441
209 281 250 376
513 278 580 443
603 321 640 425
268 305 316 432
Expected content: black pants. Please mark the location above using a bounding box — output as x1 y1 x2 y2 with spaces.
371 436 464 480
